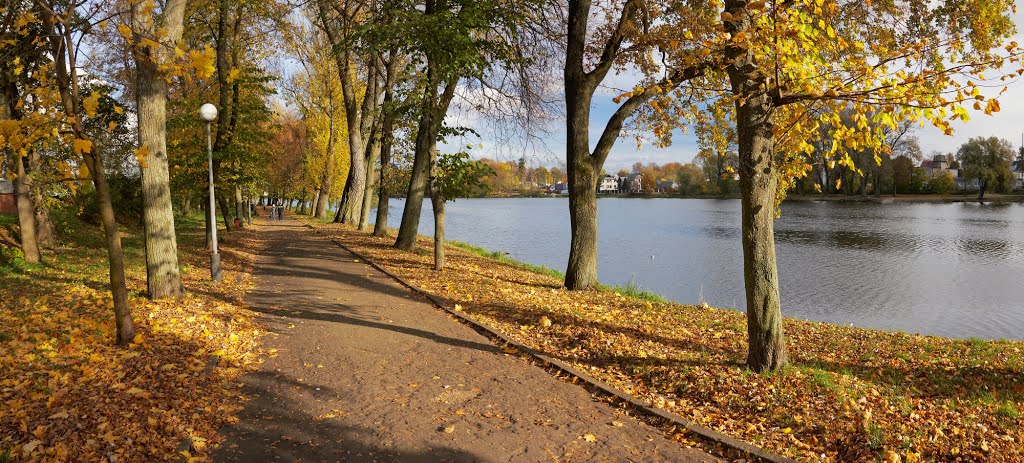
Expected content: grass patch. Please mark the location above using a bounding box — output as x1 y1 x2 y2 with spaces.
997 401 1019 420
809 368 837 392
449 240 566 280
600 276 667 303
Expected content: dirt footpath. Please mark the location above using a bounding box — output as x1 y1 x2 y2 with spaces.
212 219 719 462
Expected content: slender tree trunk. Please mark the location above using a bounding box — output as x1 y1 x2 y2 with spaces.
218 195 233 232
14 155 40 263
725 0 786 373
359 130 381 231
374 121 393 237
182 191 192 216
234 186 244 227
83 150 136 344
395 70 454 250
28 151 55 247
311 188 321 216
317 92 337 220
334 168 352 223
431 188 445 271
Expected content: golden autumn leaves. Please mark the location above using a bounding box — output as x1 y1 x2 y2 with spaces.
0 218 266 462
617 0 1021 207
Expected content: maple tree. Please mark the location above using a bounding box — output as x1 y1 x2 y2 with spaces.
616 0 1022 372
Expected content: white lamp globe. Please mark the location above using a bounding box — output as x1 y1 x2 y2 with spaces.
199 103 218 122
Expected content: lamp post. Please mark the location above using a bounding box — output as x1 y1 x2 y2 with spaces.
200 103 221 282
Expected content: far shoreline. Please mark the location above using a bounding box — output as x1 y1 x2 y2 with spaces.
418 192 1024 204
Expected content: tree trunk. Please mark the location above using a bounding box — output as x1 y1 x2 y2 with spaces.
182 191 192 216
395 62 455 251
245 194 253 224
978 183 986 201
14 155 40 263
218 195 233 232
84 150 136 345
373 121 393 237
133 0 187 299
334 168 352 223
431 186 445 271
29 151 55 247
234 186 244 227
563 0 599 290
565 147 599 289
359 131 381 231
311 188 321 216
725 0 786 373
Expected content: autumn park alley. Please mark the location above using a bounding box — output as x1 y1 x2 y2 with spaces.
212 219 718 462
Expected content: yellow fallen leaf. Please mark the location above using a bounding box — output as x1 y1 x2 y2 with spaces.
48 411 69 419
582 433 597 443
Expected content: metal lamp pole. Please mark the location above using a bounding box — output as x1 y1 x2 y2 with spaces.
200 103 221 282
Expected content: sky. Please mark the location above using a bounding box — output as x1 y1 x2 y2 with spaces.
442 6 1024 174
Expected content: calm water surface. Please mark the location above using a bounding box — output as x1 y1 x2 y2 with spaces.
377 198 1024 341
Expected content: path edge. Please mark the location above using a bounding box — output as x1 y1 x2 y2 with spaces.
303 223 798 463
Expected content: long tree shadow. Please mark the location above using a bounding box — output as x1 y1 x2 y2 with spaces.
246 299 499 354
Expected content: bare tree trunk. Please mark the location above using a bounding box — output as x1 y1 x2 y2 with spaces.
316 93 337 220
244 194 253 224
234 186 244 227
134 0 187 299
565 156 599 289
373 120 393 237
29 151 55 247
83 150 136 344
182 191 192 216
218 195 233 232
14 155 40 263
333 168 352 223
359 130 381 231
725 0 786 373
395 69 455 251
431 185 445 271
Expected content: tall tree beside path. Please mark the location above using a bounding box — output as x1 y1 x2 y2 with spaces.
35 0 137 344
1 0 46 264
128 0 188 299
562 0 714 290
391 0 543 251
701 0 1020 371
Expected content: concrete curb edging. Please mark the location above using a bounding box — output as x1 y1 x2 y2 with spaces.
303 223 798 463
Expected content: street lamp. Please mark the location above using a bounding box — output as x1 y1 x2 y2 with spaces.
200 103 221 282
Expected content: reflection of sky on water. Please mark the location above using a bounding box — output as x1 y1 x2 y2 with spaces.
378 198 1024 341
